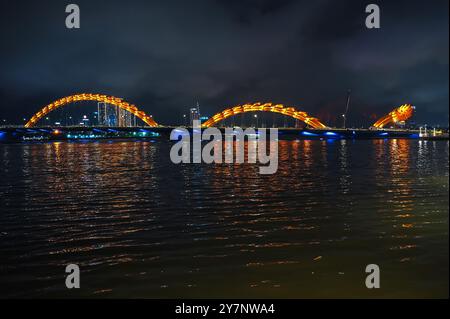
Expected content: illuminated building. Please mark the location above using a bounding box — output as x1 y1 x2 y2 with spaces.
190 102 200 126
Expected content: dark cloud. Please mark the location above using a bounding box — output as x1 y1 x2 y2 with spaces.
0 0 448 126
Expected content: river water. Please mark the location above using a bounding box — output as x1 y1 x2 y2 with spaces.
0 138 448 298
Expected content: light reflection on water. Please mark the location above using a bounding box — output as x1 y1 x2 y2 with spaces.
0 139 448 298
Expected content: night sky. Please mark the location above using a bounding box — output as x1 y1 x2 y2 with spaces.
0 0 448 126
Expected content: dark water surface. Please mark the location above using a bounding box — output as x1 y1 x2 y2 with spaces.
0 139 448 298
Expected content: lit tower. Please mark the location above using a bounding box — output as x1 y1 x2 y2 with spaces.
190 101 201 126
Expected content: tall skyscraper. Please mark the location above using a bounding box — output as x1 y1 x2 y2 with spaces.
97 102 136 127
189 102 201 126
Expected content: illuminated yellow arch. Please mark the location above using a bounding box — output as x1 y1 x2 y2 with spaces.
372 104 414 128
24 93 158 128
202 102 327 129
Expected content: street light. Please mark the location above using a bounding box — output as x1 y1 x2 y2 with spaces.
254 114 258 128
